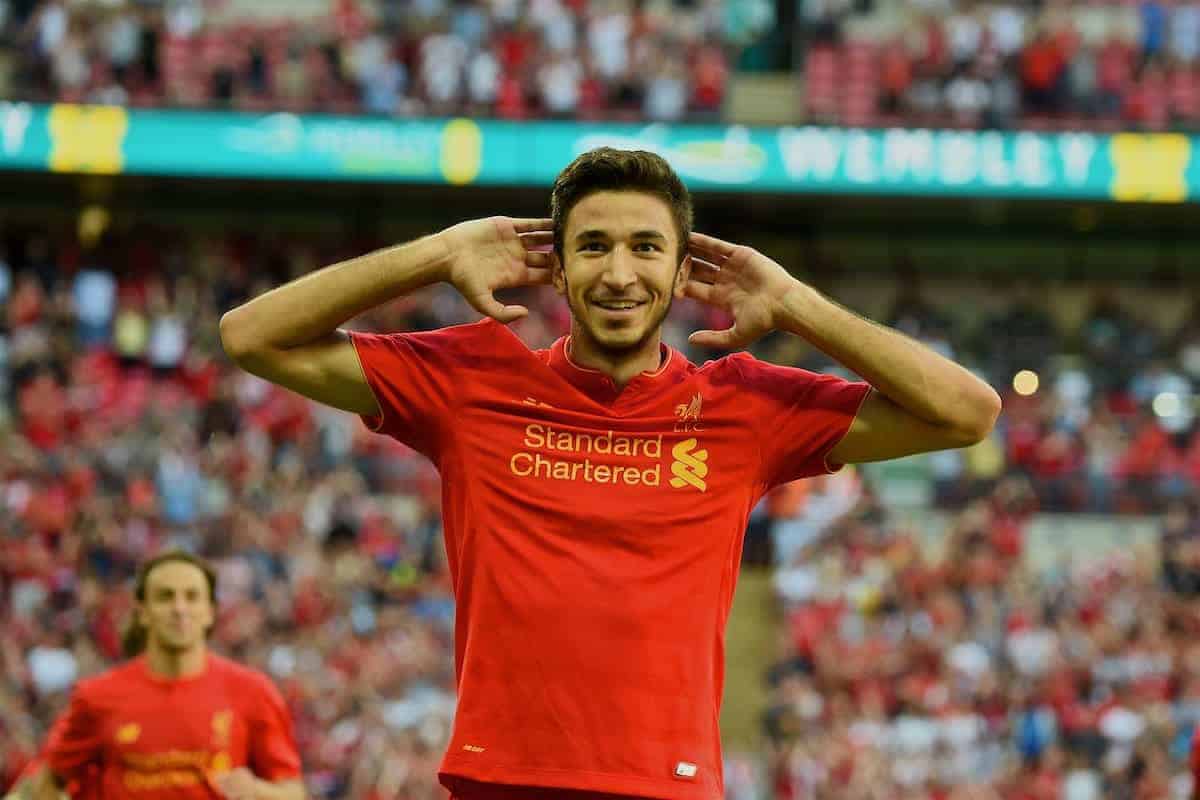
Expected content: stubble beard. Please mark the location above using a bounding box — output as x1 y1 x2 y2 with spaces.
563 270 680 360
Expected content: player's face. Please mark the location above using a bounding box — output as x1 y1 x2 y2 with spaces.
554 190 689 357
139 561 214 654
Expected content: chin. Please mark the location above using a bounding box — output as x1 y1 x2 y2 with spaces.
592 329 649 354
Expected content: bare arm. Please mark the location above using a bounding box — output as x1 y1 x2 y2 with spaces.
250 778 304 800
3 766 65 800
685 232 1001 464
773 284 1001 464
218 234 450 416
212 768 305 800
218 217 554 415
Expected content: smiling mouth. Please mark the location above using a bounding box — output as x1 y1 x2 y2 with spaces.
591 299 647 312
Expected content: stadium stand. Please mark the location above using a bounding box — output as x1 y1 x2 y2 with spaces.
0 0 735 121
5 0 1200 129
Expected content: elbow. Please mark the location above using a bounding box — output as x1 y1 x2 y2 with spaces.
219 310 256 365
955 384 1002 446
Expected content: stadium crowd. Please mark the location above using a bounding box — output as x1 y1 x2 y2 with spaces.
803 0 1200 130
0 222 1194 798
762 469 1200 799
0 0 738 121
7 0 1200 130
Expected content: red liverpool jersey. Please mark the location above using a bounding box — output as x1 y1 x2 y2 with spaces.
42 654 301 798
351 319 869 800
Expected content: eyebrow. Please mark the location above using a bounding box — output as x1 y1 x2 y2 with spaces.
574 229 668 242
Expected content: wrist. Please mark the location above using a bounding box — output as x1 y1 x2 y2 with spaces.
771 278 815 332
418 232 455 285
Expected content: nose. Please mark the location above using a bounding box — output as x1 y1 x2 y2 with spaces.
600 248 637 293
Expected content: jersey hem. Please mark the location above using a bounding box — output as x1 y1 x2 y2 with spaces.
438 762 719 800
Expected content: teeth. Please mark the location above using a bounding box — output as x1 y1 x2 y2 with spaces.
596 302 639 309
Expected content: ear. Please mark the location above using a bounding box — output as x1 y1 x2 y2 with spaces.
674 254 692 298
552 251 567 297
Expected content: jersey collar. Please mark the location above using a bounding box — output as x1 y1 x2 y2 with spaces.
547 334 681 402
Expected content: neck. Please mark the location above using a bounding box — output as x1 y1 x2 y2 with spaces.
567 322 664 387
145 642 207 679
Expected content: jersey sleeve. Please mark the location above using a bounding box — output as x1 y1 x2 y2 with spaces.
735 356 871 489
247 675 302 782
347 326 465 458
41 685 103 782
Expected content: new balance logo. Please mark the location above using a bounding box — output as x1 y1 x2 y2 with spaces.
669 438 708 492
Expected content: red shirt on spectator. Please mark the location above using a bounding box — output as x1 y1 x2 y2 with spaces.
1021 36 1062 91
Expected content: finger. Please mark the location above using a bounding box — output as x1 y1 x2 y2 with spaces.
525 251 553 268
519 230 554 247
522 266 553 285
688 327 740 349
470 293 528 323
689 257 721 284
688 231 737 260
520 231 555 253
684 279 716 304
511 217 555 233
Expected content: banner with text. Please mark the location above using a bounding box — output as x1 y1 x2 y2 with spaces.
1 102 1197 202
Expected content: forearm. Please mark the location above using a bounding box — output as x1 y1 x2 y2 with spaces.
219 234 450 355
3 767 63 800
775 282 1000 437
254 778 305 800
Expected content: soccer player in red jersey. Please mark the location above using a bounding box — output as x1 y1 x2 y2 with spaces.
220 148 1001 800
7 552 303 800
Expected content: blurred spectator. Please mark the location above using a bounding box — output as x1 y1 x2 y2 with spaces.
799 0 1200 131
2 0 732 122
762 476 1200 799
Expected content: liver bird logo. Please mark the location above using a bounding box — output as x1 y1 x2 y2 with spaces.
674 393 703 424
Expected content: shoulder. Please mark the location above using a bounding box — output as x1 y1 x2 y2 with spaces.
351 319 521 364
353 319 505 350
211 656 287 705
211 655 269 687
71 659 143 706
696 351 810 387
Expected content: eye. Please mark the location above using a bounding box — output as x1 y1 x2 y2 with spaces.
580 242 606 252
634 242 662 252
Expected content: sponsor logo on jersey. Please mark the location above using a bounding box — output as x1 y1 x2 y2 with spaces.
669 439 708 492
673 392 705 432
116 722 141 744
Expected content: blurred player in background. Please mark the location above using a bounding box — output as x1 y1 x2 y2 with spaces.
4 552 303 800
219 147 1001 800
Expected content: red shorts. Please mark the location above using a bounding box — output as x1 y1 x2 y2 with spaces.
446 776 650 800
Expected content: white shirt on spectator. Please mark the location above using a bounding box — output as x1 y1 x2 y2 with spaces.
588 11 631 80
538 55 582 114
467 49 501 105
104 12 141 67
73 268 116 328
421 33 468 105
1064 768 1102 800
1171 4 1200 62
28 645 78 696
37 1 67 54
148 313 187 368
946 10 982 64
988 5 1026 57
